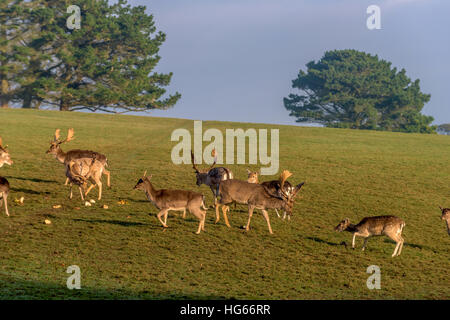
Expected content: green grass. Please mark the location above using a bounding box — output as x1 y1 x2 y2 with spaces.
0 108 449 299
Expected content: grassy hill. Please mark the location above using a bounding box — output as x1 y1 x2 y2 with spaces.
0 108 449 299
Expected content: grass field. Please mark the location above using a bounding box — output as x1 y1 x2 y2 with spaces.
0 108 449 299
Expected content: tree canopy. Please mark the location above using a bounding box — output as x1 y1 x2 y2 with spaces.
284 49 435 133
0 0 180 112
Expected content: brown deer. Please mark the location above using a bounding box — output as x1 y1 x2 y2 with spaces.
191 151 233 223
134 172 208 234
217 170 304 233
438 206 450 235
0 137 13 216
334 216 406 257
65 155 102 201
46 128 111 188
246 169 294 220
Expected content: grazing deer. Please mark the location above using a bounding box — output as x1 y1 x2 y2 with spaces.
0 137 12 216
438 206 450 235
191 151 233 223
334 216 406 257
46 128 111 188
217 170 304 233
246 169 294 220
65 155 103 201
134 172 208 234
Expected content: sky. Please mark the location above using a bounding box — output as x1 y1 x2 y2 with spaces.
127 0 450 125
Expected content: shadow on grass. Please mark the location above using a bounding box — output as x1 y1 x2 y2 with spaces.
305 236 343 247
382 239 425 250
7 176 58 184
72 218 150 227
11 187 51 195
0 276 225 300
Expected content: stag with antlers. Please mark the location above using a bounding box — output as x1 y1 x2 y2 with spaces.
190 151 233 224
0 137 13 216
217 170 304 233
246 169 295 220
47 128 110 200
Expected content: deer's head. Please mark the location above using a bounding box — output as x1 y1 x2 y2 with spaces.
246 169 259 184
134 171 152 191
191 151 216 186
276 170 304 217
0 137 13 167
335 218 351 232
46 128 74 156
439 206 450 235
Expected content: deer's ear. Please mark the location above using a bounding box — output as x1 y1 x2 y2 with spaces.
246 169 251 174
439 206 443 211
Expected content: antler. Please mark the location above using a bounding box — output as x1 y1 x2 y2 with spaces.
54 129 61 142
61 128 75 144
278 170 293 199
207 148 217 171
191 151 199 172
143 170 147 177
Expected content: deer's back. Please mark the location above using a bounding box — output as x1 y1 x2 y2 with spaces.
154 189 203 208
208 167 233 182
219 179 260 203
261 180 292 194
65 150 107 164
0 176 10 193
357 215 405 235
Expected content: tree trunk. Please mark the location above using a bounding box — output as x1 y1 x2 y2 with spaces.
60 98 70 111
22 89 33 109
1 79 9 109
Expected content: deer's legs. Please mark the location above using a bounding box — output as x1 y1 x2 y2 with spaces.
163 210 170 225
396 236 404 256
245 206 255 231
214 204 221 223
69 184 73 199
157 209 169 228
64 177 69 186
261 209 273 234
85 183 95 196
275 209 281 218
389 234 404 257
352 233 357 249
104 169 111 187
2 192 9 217
182 208 186 219
79 187 85 201
362 237 369 251
221 205 231 228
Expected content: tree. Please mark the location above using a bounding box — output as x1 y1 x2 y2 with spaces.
284 49 434 133
1 0 180 112
0 0 39 108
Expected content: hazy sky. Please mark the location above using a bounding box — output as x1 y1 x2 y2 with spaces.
128 0 450 125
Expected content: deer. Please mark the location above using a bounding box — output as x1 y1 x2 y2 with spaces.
334 216 406 257
438 206 450 235
134 172 208 234
65 154 103 201
217 170 304 233
46 128 111 188
246 169 294 220
191 151 233 224
0 137 12 216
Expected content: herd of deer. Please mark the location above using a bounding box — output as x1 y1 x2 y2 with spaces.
0 129 449 257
